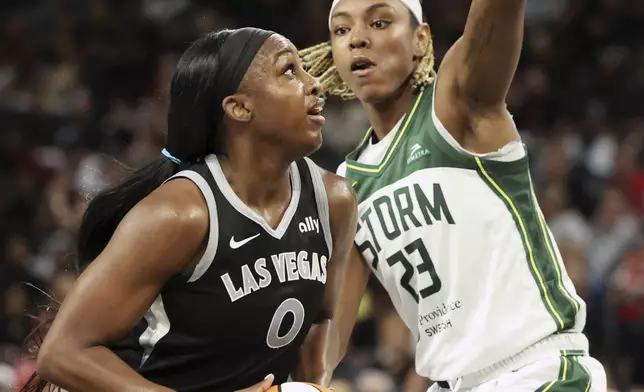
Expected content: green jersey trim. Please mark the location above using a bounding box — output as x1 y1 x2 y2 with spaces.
475 157 578 331
535 352 592 392
345 89 426 176
528 172 581 314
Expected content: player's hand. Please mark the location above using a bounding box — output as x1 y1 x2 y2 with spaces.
235 374 275 392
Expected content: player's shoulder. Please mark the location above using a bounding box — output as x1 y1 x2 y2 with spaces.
132 178 210 237
323 170 356 217
304 159 355 217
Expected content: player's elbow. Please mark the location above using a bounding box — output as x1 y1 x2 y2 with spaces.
36 343 60 384
36 338 75 386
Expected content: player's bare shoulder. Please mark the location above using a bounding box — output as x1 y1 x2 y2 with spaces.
321 168 356 221
144 178 210 238
314 164 357 247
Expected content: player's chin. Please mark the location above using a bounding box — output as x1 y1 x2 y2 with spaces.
353 83 395 105
303 128 323 155
287 124 323 159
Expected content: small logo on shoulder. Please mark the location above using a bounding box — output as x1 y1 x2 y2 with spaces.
407 143 430 164
299 216 320 234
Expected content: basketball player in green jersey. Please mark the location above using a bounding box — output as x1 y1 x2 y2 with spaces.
299 0 607 390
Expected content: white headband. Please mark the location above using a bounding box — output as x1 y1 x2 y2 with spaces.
328 0 423 29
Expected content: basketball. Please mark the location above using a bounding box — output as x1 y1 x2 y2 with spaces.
267 382 332 392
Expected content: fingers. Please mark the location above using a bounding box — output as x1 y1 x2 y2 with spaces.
256 373 275 391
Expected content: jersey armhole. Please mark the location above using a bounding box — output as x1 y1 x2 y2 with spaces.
164 170 219 283
336 161 347 178
429 79 526 163
303 158 333 260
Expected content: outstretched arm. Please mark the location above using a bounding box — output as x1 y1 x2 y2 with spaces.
451 0 526 106
435 0 526 150
293 169 370 386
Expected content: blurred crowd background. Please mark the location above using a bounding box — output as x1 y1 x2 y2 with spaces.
0 0 643 391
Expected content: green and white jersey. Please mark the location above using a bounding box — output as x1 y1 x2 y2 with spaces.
337 83 586 381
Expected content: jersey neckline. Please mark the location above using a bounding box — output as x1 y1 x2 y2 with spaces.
205 155 301 239
345 88 426 177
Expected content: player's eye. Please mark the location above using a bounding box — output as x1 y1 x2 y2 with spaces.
334 26 350 36
371 20 391 29
283 63 296 76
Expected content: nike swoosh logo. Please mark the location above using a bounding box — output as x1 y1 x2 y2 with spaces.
229 234 260 249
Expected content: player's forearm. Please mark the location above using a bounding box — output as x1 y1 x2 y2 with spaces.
326 317 351 371
319 321 345 386
292 320 345 386
457 0 526 106
37 345 174 392
324 249 371 374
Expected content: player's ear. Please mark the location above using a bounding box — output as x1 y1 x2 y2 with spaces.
222 95 253 123
413 23 431 59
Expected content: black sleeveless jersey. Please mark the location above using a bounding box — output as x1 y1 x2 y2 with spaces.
108 155 333 392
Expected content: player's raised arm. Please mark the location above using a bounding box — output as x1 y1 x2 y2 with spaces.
436 0 526 145
35 180 208 392
293 169 369 386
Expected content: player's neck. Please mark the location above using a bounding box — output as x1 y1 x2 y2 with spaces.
219 152 291 208
362 84 415 141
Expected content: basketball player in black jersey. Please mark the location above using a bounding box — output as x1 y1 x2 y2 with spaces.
23 27 357 392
